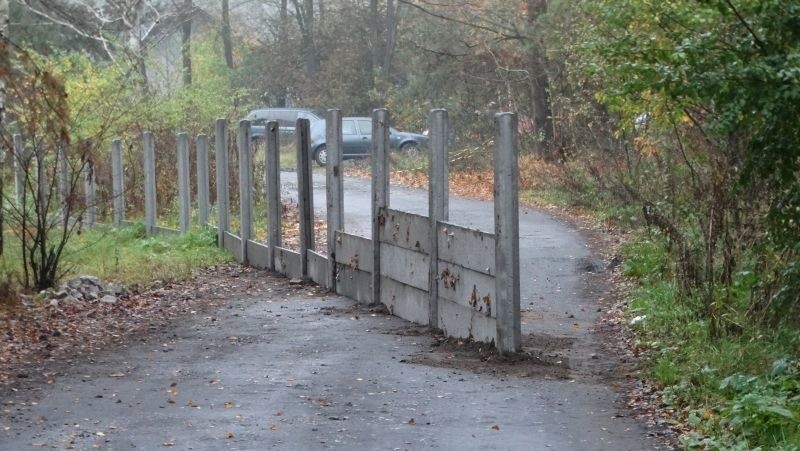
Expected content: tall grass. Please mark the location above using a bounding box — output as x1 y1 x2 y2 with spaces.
0 223 231 291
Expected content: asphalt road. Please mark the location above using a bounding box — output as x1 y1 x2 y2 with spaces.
0 172 665 450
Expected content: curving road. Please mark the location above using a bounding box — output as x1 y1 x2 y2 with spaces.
0 171 665 450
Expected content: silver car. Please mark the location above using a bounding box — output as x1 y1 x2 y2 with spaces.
309 117 428 166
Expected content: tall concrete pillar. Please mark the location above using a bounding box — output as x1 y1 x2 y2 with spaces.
215 119 229 246
177 133 191 233
371 109 390 305
326 109 344 290
494 112 521 353
143 131 157 234
237 120 252 263
196 134 210 225
111 139 124 225
265 121 281 271
428 109 449 328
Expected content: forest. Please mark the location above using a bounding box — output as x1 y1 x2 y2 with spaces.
1 0 799 448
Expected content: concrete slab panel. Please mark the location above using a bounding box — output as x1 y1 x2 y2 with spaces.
247 240 270 270
308 250 329 288
153 226 180 236
336 265 372 304
380 277 429 326
275 247 302 280
438 298 471 339
380 243 428 291
224 232 243 262
438 298 497 344
438 221 495 276
470 309 497 344
336 232 373 272
437 261 496 318
381 209 431 254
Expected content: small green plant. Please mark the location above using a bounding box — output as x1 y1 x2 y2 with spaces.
619 234 800 449
62 223 230 286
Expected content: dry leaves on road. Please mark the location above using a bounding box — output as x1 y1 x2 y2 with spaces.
0 264 299 386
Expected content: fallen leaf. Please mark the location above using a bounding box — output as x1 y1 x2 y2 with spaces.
163 438 175 446
270 424 278 431
408 418 416 425
491 424 500 430
224 401 234 409
226 432 235 439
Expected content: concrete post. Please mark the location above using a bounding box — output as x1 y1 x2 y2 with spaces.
371 109 390 305
237 120 252 263
111 139 124 225
58 141 69 219
265 120 281 271
428 109 449 329
143 131 157 235
83 160 96 227
177 133 191 233
296 118 313 278
494 112 521 353
13 134 24 204
215 119 229 247
326 109 344 290
196 134 210 226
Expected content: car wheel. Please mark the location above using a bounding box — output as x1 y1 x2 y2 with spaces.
313 145 328 166
400 142 420 157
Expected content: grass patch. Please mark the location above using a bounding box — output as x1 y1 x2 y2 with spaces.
0 223 231 292
64 223 231 286
621 235 800 449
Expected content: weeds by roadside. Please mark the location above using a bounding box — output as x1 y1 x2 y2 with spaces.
621 237 799 449
0 223 230 303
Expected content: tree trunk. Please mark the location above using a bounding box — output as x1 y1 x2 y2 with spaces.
301 0 318 77
0 0 8 256
221 0 234 69
131 3 150 95
526 0 553 154
382 0 398 77
277 0 288 106
181 0 193 86
291 0 317 78
369 0 381 75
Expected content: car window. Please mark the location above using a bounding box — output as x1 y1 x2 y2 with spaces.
357 120 372 136
298 111 322 121
342 120 357 135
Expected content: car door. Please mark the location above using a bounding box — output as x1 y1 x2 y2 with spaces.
341 119 360 156
355 119 373 155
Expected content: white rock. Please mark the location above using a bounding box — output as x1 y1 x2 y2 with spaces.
629 315 646 326
100 295 117 304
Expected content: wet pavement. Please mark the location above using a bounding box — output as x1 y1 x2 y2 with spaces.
0 172 667 450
